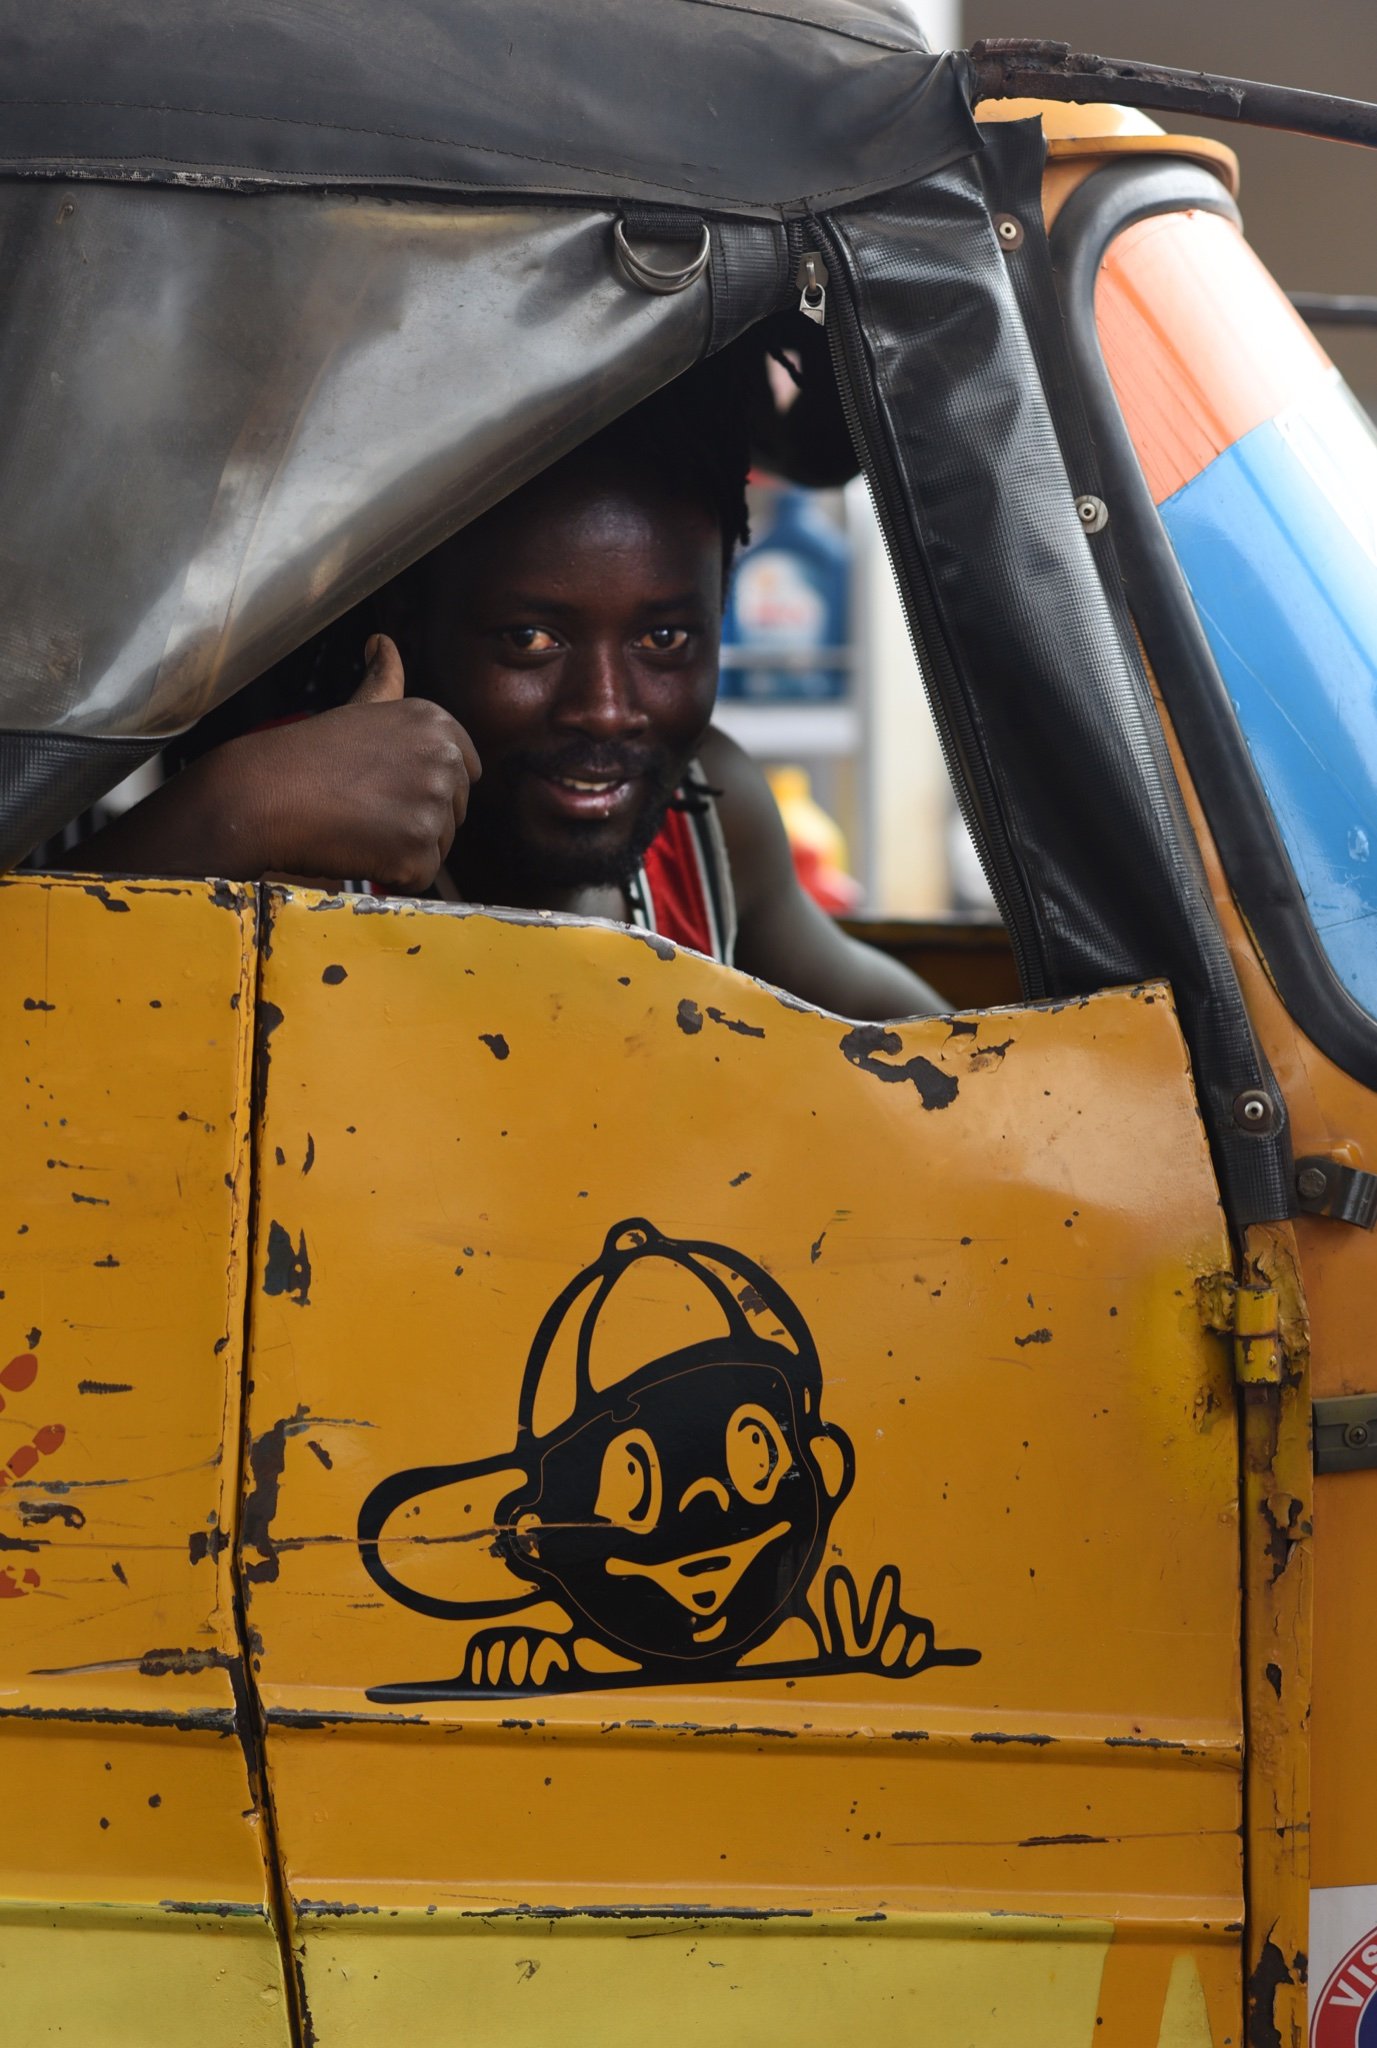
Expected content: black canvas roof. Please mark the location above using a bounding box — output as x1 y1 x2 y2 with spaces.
0 0 981 218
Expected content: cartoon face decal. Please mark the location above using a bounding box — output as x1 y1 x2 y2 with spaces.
498 1355 849 1669
358 1220 978 1700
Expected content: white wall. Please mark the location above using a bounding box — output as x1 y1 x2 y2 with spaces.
852 0 979 919
850 482 955 916
912 0 961 51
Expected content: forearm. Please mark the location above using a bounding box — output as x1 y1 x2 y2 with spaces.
778 926 946 1022
736 883 947 1022
74 750 270 879
825 931 946 1021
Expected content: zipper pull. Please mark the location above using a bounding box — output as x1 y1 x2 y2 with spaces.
796 250 828 326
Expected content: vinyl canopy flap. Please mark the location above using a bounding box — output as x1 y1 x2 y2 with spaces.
0 0 981 217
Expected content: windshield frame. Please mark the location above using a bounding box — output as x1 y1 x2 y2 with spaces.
1051 154 1377 1090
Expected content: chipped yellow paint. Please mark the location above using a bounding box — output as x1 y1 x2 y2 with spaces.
1239 1224 1311 2048
295 1909 1114 2048
1233 1283 1283 1387
244 887 1243 2041
0 876 287 2036
0 1901 287 2046
1147 666 1337 2032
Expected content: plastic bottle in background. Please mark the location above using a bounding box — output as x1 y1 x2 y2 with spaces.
721 487 850 701
767 764 863 915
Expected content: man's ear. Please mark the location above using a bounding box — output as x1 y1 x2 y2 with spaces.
810 1427 853 1505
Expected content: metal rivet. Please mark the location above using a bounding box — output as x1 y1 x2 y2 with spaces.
1233 1088 1276 1132
1297 1164 1329 1200
1344 1421 1371 1450
1075 494 1109 534
994 214 1024 250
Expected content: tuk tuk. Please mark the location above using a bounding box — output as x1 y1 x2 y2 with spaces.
1 7 1374 2045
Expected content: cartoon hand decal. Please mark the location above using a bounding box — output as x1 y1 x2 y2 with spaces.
461 1627 573 1692
820 1563 946 1675
0 1351 67 1600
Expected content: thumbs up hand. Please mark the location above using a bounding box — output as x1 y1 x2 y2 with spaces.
199 634 482 891
350 632 408 707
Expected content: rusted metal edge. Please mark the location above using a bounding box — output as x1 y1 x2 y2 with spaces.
0 1703 237 1732
967 40 1377 150
259 1707 1242 1769
1238 1223 1312 2048
235 883 316 2048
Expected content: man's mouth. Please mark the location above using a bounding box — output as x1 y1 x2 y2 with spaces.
535 765 642 822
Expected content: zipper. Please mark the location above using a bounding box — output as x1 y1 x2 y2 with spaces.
792 217 1044 997
794 248 828 326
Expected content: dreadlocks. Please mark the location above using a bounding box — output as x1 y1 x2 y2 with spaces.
573 356 753 570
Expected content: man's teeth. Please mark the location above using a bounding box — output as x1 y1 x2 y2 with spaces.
559 775 621 792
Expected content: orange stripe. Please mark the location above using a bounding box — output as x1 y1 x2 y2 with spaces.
1095 208 1331 505
1092 1935 1174 2045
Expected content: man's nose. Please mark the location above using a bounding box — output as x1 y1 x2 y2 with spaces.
553 643 648 737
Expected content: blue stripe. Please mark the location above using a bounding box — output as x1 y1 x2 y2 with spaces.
1161 378 1377 1018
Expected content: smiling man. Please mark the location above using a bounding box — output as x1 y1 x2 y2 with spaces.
83 376 941 1021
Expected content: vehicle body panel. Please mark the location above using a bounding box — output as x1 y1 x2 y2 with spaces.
0 874 287 2038
243 887 1241 2040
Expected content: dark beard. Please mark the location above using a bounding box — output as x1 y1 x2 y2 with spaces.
453 741 684 899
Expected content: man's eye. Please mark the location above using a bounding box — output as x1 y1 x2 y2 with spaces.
636 627 690 653
503 626 560 653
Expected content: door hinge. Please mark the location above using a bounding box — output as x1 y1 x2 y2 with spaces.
1233 1282 1282 1386
1314 1394 1377 1473
1294 1154 1377 1230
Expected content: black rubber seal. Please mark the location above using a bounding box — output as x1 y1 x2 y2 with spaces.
820 122 1293 1228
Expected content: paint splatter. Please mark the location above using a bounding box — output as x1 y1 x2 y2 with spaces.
0 1353 38 1404
263 1222 312 1307
0 1352 68 1588
838 1026 959 1110
706 1006 765 1040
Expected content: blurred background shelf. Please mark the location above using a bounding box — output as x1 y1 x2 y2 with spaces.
712 700 862 760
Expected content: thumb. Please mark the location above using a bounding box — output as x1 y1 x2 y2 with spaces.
351 633 406 706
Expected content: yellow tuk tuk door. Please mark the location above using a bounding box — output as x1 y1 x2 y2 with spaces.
240 884 1244 2047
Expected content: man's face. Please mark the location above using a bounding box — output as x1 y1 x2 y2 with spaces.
410 459 723 897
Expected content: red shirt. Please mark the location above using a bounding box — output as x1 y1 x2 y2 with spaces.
635 776 735 964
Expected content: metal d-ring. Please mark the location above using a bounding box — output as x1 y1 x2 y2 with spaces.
613 218 712 295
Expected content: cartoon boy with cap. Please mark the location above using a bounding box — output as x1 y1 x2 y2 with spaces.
358 1219 977 1700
